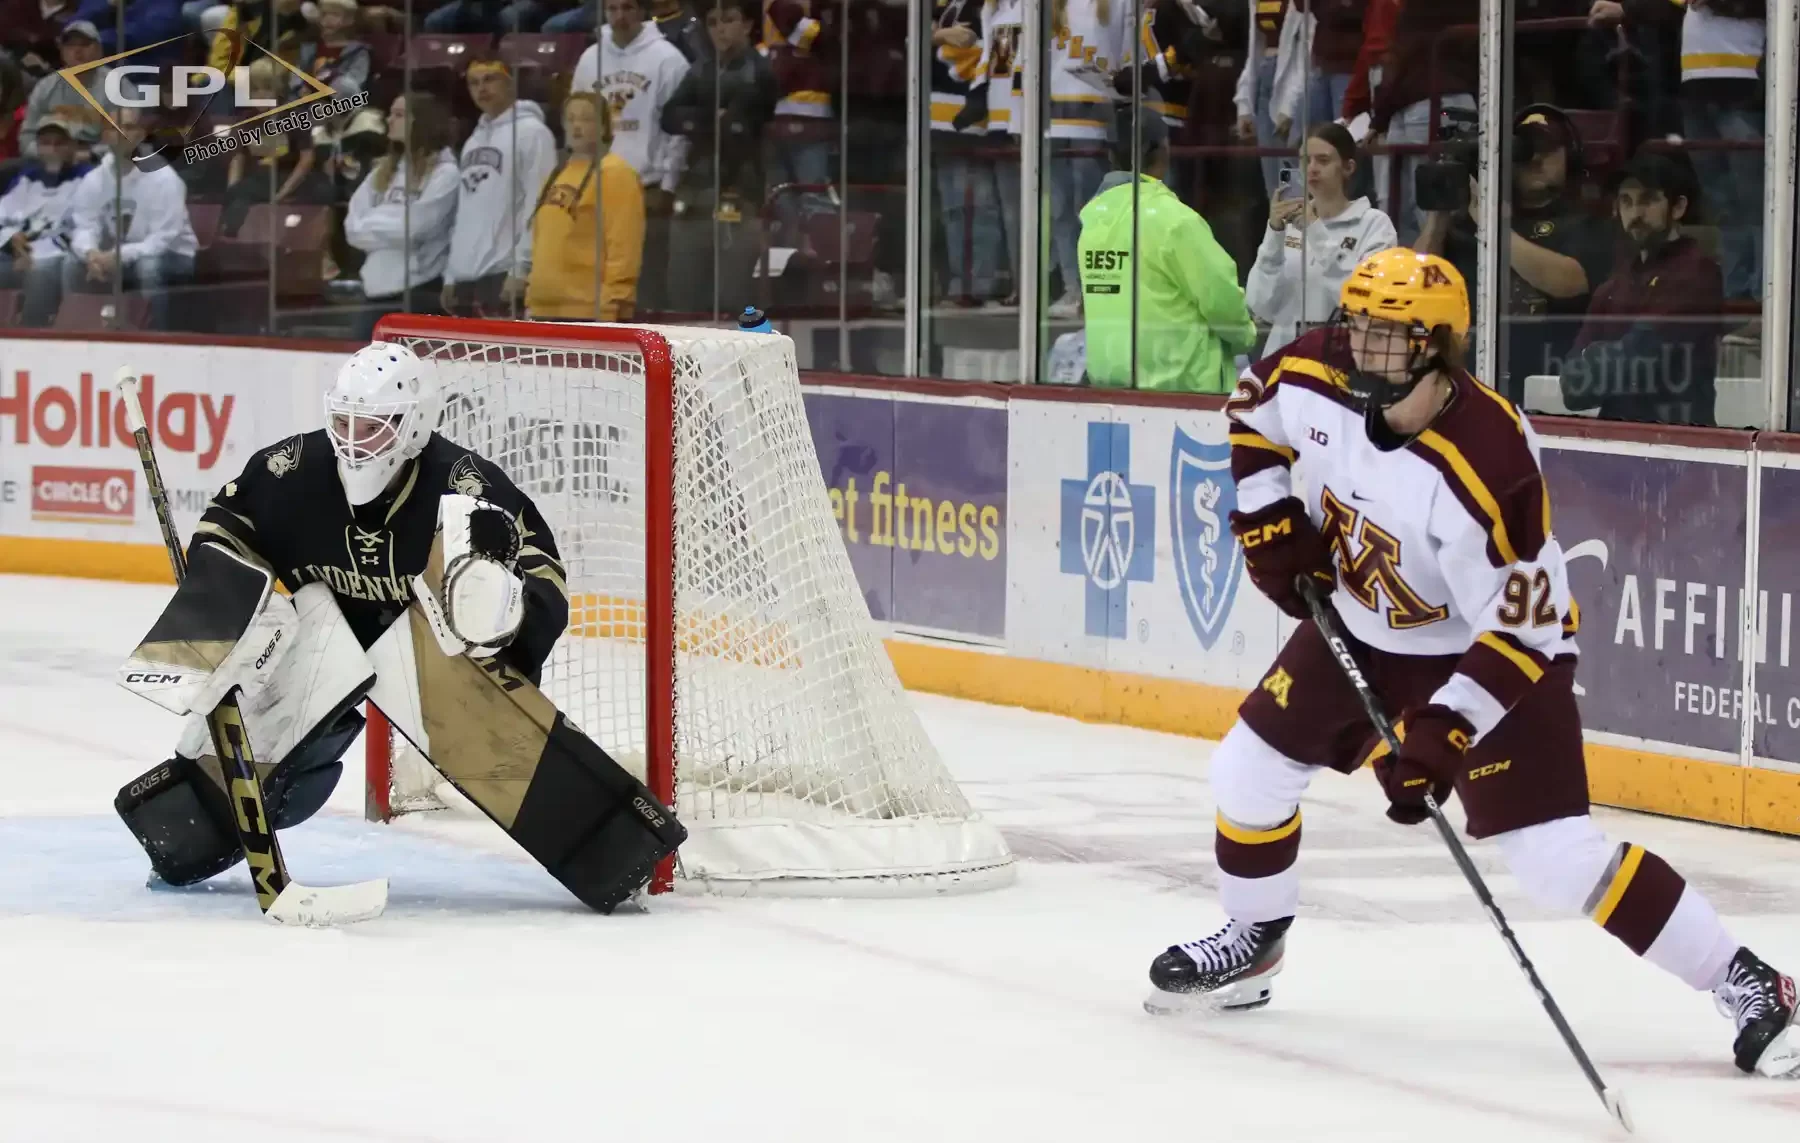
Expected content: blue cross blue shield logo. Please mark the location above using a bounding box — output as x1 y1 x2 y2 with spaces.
1170 426 1244 650
1060 422 1155 639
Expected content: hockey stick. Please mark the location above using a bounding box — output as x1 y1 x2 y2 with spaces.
1296 577 1633 1133
117 368 387 927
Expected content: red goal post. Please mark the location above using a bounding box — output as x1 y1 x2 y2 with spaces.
365 316 677 892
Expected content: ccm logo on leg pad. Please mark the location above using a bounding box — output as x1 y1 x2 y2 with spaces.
124 672 184 684
1468 760 1512 781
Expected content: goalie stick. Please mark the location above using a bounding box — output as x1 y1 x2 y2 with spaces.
117 368 387 927
1296 576 1632 1132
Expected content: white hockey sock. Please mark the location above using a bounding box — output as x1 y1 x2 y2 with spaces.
1219 865 1300 924
1644 884 1740 992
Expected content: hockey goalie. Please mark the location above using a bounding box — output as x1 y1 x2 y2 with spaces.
115 342 685 912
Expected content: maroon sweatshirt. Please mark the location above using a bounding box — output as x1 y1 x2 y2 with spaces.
1304 0 1365 76
1369 0 1478 134
1565 234 1724 426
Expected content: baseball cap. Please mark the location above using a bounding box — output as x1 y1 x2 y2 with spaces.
1111 103 1169 170
35 113 74 137
59 19 101 42
1515 108 1573 156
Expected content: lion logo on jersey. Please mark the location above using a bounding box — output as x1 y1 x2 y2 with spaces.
1171 427 1245 651
266 436 303 478
449 455 486 497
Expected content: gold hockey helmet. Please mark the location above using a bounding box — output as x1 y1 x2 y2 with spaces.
1338 248 1470 337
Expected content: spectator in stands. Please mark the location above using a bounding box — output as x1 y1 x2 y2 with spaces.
930 0 1004 306
1078 108 1255 392
1559 150 1722 426
1420 106 1612 401
0 115 91 325
0 54 29 166
1367 0 1477 243
218 60 332 236
343 93 459 339
70 0 183 56
1246 122 1395 353
572 0 689 314
1301 0 1363 134
294 0 371 99
762 0 836 226
652 0 707 61
201 0 310 74
62 108 198 330
525 93 644 320
1043 0 1127 320
1340 0 1398 203
1233 0 1305 195
960 0 1022 304
441 60 557 319
19 21 111 164
660 0 775 316
1676 0 1764 341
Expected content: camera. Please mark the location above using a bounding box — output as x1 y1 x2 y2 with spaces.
1414 108 1479 214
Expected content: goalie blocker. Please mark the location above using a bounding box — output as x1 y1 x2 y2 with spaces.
118 501 684 914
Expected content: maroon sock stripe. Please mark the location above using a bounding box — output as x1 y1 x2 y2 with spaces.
1588 844 1686 956
1215 809 1302 880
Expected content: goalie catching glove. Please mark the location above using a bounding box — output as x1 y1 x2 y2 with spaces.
415 493 525 658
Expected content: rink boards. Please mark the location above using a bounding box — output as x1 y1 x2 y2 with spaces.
1 333 1796 837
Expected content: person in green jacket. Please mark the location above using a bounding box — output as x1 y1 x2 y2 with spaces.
1077 112 1257 392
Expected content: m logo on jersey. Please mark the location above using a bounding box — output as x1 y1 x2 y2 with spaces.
1319 485 1449 630
1170 427 1243 651
1060 422 1153 640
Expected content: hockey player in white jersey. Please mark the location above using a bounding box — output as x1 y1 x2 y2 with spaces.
1143 248 1799 1079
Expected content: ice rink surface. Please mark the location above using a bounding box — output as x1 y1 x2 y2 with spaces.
3 573 1798 1143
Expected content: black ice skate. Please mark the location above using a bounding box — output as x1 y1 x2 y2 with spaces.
1714 947 1800 1078
1144 917 1292 1015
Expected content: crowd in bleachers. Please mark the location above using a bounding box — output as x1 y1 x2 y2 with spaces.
938 0 1767 426
0 0 911 336
0 0 1773 426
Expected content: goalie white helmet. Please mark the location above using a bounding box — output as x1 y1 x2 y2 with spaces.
325 342 443 506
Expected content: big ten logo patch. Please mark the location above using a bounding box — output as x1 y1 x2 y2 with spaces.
30 465 135 523
1 371 235 470
460 145 504 192
824 469 1001 561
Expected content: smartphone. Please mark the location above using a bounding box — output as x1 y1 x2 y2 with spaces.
1277 166 1303 201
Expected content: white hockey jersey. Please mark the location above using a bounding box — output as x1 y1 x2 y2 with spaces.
1048 0 1130 140
1228 329 1580 743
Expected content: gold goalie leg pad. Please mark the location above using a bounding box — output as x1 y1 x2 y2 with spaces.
403 608 686 912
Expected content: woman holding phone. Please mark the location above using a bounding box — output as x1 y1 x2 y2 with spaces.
1246 122 1396 354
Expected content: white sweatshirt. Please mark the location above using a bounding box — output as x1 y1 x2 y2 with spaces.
446 99 558 285
1233 0 1308 125
66 152 198 265
571 22 690 191
343 149 460 299
0 162 89 258
1245 196 1397 351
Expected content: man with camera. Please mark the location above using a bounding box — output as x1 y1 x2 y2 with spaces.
1419 106 1613 402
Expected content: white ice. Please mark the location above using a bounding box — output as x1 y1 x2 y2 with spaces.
3 572 1798 1143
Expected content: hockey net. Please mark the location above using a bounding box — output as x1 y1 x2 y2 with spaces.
365 317 1015 896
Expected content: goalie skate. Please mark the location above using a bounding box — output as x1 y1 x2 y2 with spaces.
1715 947 1800 1078
1144 917 1291 1015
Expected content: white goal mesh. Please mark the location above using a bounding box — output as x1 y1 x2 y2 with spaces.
367 318 1015 896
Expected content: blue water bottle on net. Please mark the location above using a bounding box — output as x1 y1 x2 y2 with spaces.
738 306 772 334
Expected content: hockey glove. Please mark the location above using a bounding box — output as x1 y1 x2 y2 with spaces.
439 493 525 658
1229 497 1336 620
1371 705 1471 826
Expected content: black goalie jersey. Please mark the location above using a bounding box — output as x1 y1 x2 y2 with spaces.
191 430 570 680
